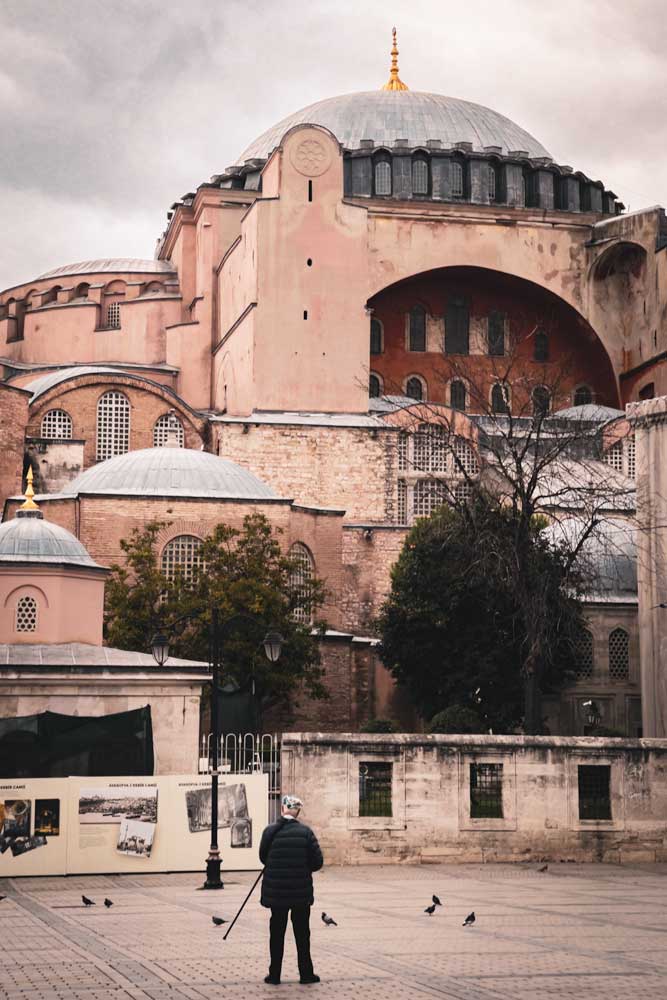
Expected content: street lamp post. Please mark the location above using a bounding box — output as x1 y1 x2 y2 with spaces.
151 610 283 890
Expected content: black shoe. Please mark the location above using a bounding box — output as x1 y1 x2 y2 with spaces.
300 974 320 984
264 974 281 984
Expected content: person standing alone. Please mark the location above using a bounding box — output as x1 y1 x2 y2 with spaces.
259 793 323 985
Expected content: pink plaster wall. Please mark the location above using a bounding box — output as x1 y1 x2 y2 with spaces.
0 566 106 645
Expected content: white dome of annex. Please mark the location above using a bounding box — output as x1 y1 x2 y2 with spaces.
0 511 101 567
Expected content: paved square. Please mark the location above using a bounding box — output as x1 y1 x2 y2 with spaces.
1 863 666 999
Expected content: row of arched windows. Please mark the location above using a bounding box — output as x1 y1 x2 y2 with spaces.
38 399 185 458
370 155 480 200
575 627 631 681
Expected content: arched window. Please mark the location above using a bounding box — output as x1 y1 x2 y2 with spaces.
42 285 61 305
413 423 448 473
574 628 594 679
96 391 130 461
406 376 425 401
153 413 185 447
369 373 382 398
445 296 469 355
141 281 164 296
450 380 467 411
453 437 479 476
451 160 464 198
73 282 90 300
534 330 549 362
412 158 429 195
289 543 314 624
370 318 383 355
488 311 505 356
15 595 37 633
161 535 204 582
491 382 510 414
532 385 550 418
573 385 593 407
488 163 501 202
374 160 392 196
41 409 72 440
608 627 629 681
408 305 426 351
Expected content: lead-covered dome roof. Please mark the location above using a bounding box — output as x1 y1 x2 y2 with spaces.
238 90 551 162
0 513 102 567
67 448 279 500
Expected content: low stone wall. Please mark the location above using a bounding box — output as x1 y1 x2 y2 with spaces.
281 733 667 864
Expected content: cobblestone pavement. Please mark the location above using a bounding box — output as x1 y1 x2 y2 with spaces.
1 863 667 999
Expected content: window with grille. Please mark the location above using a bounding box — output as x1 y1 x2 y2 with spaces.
574 628 594 679
470 763 503 818
369 374 381 398
153 413 185 447
534 330 549 362
454 481 473 504
15 595 38 632
41 409 72 439
359 761 392 816
374 160 391 196
397 479 408 524
412 159 428 195
397 432 408 471
453 437 479 476
96 391 130 461
370 318 383 355
289 542 314 625
488 311 505 356
445 297 469 355
413 478 448 517
574 385 593 407
161 535 204 583
626 437 636 479
406 376 424 401
450 380 466 411
603 441 623 473
413 424 448 473
608 628 629 681
491 382 510 414
105 301 121 329
408 305 426 351
451 161 464 197
578 764 611 820
532 385 550 418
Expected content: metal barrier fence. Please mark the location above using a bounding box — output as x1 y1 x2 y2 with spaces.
200 732 281 823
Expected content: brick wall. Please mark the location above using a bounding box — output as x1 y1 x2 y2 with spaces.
0 384 29 508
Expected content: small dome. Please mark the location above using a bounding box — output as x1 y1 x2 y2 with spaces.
0 513 102 567
238 90 550 162
546 517 636 597
67 448 279 500
553 403 625 422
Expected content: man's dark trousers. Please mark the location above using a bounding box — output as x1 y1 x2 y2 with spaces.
269 905 313 981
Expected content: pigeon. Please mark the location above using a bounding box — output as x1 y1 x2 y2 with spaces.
104 898 113 908
82 895 95 906
432 894 442 906
463 911 475 926
321 912 338 926
0 895 6 902
212 916 227 926
538 863 548 873
424 904 436 915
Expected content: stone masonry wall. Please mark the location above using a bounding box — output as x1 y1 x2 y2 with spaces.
282 732 667 865
0 384 29 508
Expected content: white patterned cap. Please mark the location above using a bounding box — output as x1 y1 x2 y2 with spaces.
282 794 303 810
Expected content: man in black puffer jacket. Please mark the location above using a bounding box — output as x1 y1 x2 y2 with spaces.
259 793 323 985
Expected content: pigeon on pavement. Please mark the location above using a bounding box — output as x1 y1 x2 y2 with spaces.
463 911 475 926
321 912 338 926
212 916 227 926
82 895 95 906
104 898 113 908
424 904 436 915
538 864 548 872
432 894 442 906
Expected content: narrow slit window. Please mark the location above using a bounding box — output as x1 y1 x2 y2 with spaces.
450 380 466 411
451 161 464 197
408 305 426 352
370 318 383 355
359 761 392 816
374 160 392 196
308 180 313 202
445 297 469 355
412 159 428 195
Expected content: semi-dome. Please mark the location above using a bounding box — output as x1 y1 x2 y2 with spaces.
67 448 279 500
238 90 551 163
0 512 102 567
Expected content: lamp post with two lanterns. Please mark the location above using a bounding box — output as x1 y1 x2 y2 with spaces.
151 607 283 890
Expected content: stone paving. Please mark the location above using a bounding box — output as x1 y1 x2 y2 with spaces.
1 862 667 999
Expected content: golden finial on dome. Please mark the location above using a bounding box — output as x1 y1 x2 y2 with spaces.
19 466 39 511
382 27 409 91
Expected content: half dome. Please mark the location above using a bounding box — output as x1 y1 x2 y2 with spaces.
67 448 279 500
0 514 102 567
238 90 551 163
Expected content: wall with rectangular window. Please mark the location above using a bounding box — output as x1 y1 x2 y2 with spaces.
459 752 517 832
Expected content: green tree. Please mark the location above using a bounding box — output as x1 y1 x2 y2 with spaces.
377 498 584 733
104 514 328 719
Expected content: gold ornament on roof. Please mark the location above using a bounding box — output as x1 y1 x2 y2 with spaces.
19 466 39 511
382 27 409 91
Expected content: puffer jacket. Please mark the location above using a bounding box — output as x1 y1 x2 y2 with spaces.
259 817 323 908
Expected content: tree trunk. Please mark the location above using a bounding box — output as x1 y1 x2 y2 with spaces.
523 669 542 735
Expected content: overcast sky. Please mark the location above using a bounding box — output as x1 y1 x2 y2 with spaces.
2 0 666 290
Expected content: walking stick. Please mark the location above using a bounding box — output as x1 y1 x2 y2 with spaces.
222 868 265 941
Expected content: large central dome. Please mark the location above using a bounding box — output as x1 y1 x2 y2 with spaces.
238 90 551 163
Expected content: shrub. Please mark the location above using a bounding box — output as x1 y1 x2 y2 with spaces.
428 705 485 735
360 718 397 733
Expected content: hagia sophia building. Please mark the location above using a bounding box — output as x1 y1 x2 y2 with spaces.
2 30 667 751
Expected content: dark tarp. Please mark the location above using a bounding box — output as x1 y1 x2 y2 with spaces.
0 706 154 777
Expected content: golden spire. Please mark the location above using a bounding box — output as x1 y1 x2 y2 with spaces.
382 27 409 91
19 466 39 511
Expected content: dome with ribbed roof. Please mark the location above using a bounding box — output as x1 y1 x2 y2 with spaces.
238 90 551 163
0 512 102 567
36 259 176 280
67 448 279 500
